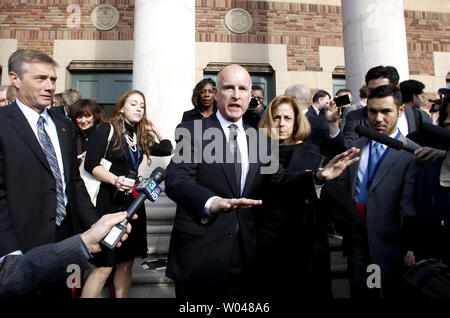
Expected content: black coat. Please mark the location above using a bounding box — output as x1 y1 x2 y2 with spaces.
165 114 317 295
255 142 332 298
181 107 217 123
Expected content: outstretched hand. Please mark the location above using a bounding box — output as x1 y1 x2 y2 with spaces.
316 147 360 181
209 198 263 215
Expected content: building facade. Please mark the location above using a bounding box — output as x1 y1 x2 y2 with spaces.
0 0 449 111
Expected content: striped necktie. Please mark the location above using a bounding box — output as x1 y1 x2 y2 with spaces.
37 116 66 226
228 124 241 234
228 124 241 195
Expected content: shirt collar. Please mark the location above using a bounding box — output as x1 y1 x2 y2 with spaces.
312 105 320 115
371 128 400 150
216 110 244 134
16 98 51 125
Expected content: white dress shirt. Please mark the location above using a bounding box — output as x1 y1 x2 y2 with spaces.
397 111 409 137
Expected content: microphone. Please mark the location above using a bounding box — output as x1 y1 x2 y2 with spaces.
100 167 166 250
419 123 450 145
355 125 419 153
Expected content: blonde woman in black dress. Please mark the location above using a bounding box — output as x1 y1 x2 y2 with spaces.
82 90 172 298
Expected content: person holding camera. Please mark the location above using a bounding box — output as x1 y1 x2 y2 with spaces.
81 90 172 298
243 85 266 128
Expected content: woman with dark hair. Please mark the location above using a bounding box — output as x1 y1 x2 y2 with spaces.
69 99 105 162
256 95 332 298
81 90 172 298
181 78 216 122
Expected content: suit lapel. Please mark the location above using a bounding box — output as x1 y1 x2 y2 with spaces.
241 127 258 198
349 137 368 197
49 109 71 185
369 134 407 191
404 106 415 133
8 102 52 174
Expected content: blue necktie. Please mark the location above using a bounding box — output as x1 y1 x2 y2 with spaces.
37 116 66 226
356 142 383 204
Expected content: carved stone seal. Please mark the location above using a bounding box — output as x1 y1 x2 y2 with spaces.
225 8 252 34
91 4 119 31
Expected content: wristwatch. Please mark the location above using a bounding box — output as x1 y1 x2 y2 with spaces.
313 168 325 185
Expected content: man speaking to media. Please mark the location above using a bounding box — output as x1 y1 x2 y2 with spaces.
165 64 359 297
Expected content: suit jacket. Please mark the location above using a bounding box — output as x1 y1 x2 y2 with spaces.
0 235 90 297
0 102 99 255
346 135 419 278
343 106 432 147
305 112 347 159
165 114 316 292
305 105 324 118
53 105 71 120
181 107 217 124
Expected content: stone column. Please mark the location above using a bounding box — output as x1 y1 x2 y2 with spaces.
133 0 195 147
341 0 409 102
132 2 194 277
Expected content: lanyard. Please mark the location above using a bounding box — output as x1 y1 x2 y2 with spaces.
122 133 141 170
367 130 401 185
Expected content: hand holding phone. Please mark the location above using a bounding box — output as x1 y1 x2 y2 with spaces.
335 94 351 107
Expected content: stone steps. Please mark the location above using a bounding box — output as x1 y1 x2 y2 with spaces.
328 235 350 298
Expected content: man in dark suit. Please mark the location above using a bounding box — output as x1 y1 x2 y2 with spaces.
165 64 359 297
343 65 431 147
0 212 132 297
0 49 98 261
305 89 331 118
345 85 420 298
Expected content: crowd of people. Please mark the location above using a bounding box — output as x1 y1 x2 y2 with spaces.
0 49 449 300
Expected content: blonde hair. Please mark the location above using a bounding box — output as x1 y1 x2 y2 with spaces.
258 95 311 145
109 90 154 164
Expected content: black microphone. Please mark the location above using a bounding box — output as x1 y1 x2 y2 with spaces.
101 167 166 250
419 123 450 145
355 125 419 153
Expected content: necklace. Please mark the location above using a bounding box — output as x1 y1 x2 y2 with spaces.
124 132 137 152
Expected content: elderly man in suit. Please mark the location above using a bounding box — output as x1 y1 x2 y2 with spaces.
0 49 98 277
345 84 420 298
165 64 359 297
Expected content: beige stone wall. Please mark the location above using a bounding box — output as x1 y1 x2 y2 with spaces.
0 39 18 85
247 0 450 13
53 40 133 93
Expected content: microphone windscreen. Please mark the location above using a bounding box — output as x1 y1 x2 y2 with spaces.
150 167 166 184
355 125 404 150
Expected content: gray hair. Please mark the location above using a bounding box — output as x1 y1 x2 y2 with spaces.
8 49 58 78
62 88 82 106
284 84 311 107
